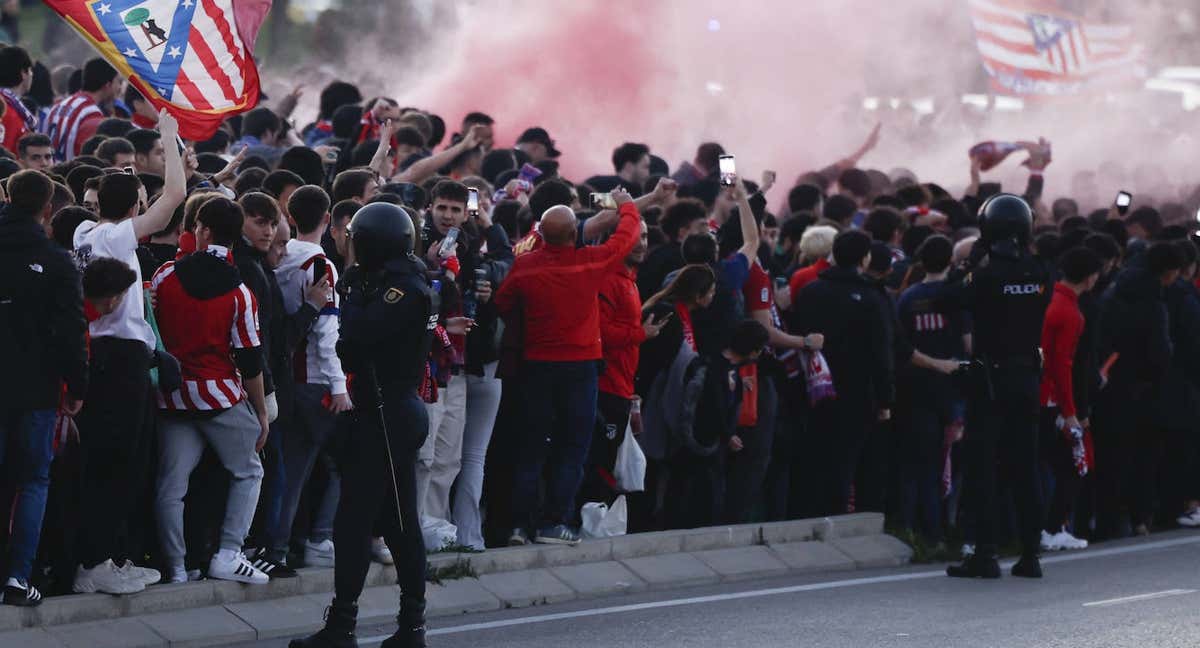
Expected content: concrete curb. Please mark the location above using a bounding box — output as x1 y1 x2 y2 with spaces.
0 514 906 647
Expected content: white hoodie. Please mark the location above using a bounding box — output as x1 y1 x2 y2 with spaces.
274 239 346 394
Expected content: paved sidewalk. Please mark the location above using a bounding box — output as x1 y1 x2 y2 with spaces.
0 513 909 647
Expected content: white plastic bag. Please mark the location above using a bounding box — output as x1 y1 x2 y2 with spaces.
613 424 646 493
581 495 628 539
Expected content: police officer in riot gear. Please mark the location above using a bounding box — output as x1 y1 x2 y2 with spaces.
947 194 1053 580
292 203 436 648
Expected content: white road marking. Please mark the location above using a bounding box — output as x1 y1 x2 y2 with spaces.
356 534 1200 644
1082 589 1197 607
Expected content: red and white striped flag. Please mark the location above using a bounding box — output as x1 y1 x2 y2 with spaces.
968 0 1144 96
43 0 271 140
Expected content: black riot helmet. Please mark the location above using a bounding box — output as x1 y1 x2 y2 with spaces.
978 193 1033 248
348 202 415 270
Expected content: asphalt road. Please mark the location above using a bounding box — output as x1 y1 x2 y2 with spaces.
242 530 1200 648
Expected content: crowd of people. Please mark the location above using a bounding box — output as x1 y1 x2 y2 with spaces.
2 41 1200 608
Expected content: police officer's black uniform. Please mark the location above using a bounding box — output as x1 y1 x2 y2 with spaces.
292 203 437 648
946 194 1053 579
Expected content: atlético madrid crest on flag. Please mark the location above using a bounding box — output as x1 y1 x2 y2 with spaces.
43 0 272 140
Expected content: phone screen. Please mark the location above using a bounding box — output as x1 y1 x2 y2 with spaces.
1116 191 1132 208
467 188 479 214
312 257 327 285
719 155 737 187
440 227 460 259
591 192 617 209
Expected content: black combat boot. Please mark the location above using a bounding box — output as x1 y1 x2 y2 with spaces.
946 553 1002 579
380 597 426 648
1010 553 1043 578
289 599 358 648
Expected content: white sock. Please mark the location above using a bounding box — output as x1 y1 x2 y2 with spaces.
216 548 241 564
5 578 25 590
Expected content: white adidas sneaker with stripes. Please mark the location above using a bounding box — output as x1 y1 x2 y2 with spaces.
208 551 268 585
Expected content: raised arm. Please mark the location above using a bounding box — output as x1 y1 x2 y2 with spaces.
734 181 760 261
582 178 677 241
132 110 185 240
392 124 484 184
368 118 400 179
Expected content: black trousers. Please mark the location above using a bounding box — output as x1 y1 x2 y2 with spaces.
1092 387 1158 535
797 398 873 518
963 366 1042 556
333 389 426 613
723 376 777 524
578 392 632 508
663 450 723 530
482 380 521 547
76 337 153 569
1039 407 1083 533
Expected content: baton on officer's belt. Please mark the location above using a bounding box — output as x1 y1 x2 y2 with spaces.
369 365 405 533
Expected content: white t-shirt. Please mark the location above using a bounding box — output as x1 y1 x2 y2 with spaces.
74 219 156 349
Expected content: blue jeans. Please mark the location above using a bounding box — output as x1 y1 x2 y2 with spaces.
268 384 340 561
0 409 56 583
514 360 599 529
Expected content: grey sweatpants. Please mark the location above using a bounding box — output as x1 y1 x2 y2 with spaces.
156 403 264 566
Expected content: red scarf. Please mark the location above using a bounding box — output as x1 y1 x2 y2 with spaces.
675 302 696 352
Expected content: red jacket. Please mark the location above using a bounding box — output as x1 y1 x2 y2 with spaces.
598 265 644 398
495 203 641 362
789 257 830 301
1 95 27 154
1039 282 1084 417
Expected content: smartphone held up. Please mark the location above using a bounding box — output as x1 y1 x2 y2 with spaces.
467 188 480 218
591 192 618 210
719 154 737 187
1114 190 1132 216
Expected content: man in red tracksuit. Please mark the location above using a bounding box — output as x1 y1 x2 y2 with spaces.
494 190 642 546
1038 247 1102 552
580 220 666 505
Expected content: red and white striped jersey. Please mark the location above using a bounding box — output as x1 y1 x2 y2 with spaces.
43 92 104 162
968 0 1142 96
151 247 261 411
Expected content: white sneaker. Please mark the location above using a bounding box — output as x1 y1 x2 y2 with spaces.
165 567 187 584
1177 509 1200 528
304 539 335 568
960 543 975 558
371 537 394 565
1040 530 1063 552
186 569 203 582
1053 531 1088 550
73 559 145 595
119 560 162 586
208 552 268 585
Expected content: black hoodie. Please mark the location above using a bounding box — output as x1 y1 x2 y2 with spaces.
233 237 319 400
1100 263 1172 394
0 208 88 408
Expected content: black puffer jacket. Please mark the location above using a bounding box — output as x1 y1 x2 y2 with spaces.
0 208 88 408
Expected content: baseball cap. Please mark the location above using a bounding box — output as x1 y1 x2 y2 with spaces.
516 127 561 158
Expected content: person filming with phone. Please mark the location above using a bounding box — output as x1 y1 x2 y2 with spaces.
419 180 514 551
494 189 643 546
